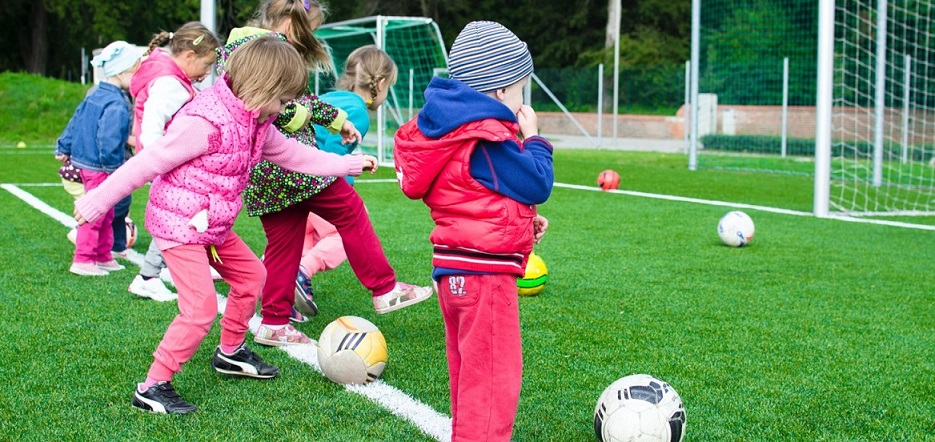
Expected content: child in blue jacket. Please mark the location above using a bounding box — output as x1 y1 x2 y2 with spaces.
55 41 143 276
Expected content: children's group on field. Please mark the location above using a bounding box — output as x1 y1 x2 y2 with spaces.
57 1 553 439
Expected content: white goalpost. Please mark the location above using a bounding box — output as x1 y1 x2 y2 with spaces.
815 0 935 217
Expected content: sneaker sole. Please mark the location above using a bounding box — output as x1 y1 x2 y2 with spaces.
131 392 197 415
98 266 125 271
253 335 315 347
70 267 109 276
128 286 157 299
128 286 177 301
211 355 279 379
294 288 319 317
375 290 433 314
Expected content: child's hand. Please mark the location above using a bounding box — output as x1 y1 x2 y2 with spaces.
517 105 539 139
533 214 548 243
340 120 362 145
360 155 378 174
55 153 69 163
73 207 87 226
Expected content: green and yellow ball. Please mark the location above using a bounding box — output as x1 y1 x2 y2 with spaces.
518 252 548 296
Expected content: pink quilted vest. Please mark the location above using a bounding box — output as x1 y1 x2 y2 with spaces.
129 50 196 151
144 76 269 245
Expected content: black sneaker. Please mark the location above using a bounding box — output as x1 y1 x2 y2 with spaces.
131 381 197 415
293 267 318 318
211 344 279 379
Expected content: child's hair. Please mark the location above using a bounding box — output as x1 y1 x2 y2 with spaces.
145 22 221 57
335 45 398 105
250 0 334 75
226 36 308 110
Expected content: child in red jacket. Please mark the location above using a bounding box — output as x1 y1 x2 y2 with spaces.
394 21 554 442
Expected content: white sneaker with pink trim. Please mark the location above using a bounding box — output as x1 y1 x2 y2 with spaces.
373 282 433 314
254 323 315 347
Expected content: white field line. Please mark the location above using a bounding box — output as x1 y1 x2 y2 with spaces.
2 183 453 442
554 182 935 231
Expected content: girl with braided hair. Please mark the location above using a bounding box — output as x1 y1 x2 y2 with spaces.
295 46 400 314
125 22 221 300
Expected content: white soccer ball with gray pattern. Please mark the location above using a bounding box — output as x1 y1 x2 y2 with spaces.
317 316 388 385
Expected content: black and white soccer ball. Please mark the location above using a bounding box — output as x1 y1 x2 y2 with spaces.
593 374 686 442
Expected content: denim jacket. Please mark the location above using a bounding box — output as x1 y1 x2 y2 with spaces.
55 82 132 173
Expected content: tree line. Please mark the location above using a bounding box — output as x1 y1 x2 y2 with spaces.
0 0 691 82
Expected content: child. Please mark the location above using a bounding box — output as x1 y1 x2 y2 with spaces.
219 0 431 348
293 45 399 317
73 36 377 415
126 22 221 301
59 82 133 260
55 40 143 276
393 21 554 441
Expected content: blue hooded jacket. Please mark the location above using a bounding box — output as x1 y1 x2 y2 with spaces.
55 82 132 173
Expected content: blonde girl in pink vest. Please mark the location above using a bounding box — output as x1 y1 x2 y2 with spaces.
219 0 433 349
125 22 221 301
74 36 377 415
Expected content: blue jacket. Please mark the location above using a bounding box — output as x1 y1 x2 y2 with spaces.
313 91 370 185
55 82 132 173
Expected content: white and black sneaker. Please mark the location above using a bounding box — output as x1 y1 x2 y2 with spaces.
132 381 197 415
211 344 279 379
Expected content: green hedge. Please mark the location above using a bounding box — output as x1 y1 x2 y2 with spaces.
700 134 935 162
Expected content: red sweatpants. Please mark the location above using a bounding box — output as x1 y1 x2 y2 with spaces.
259 179 396 326
437 273 523 442
146 231 265 381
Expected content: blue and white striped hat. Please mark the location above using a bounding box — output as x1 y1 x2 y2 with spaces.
448 21 534 93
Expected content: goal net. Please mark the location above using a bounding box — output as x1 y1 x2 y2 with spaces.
824 0 935 216
692 0 819 174
315 16 449 164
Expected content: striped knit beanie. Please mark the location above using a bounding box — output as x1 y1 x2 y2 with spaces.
448 21 534 93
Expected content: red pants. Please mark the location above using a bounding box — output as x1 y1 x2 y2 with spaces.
146 231 265 381
259 179 396 325
437 273 523 442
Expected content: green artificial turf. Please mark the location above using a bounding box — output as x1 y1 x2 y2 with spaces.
1 148 933 441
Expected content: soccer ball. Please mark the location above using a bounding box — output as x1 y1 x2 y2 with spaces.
598 170 620 191
518 252 548 296
594 374 686 442
125 217 138 248
317 316 388 385
67 216 137 248
717 211 755 247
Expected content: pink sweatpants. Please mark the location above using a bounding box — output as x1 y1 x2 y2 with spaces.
74 169 114 264
299 212 347 277
437 273 523 442
146 231 265 382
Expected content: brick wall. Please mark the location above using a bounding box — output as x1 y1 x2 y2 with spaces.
538 106 933 144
